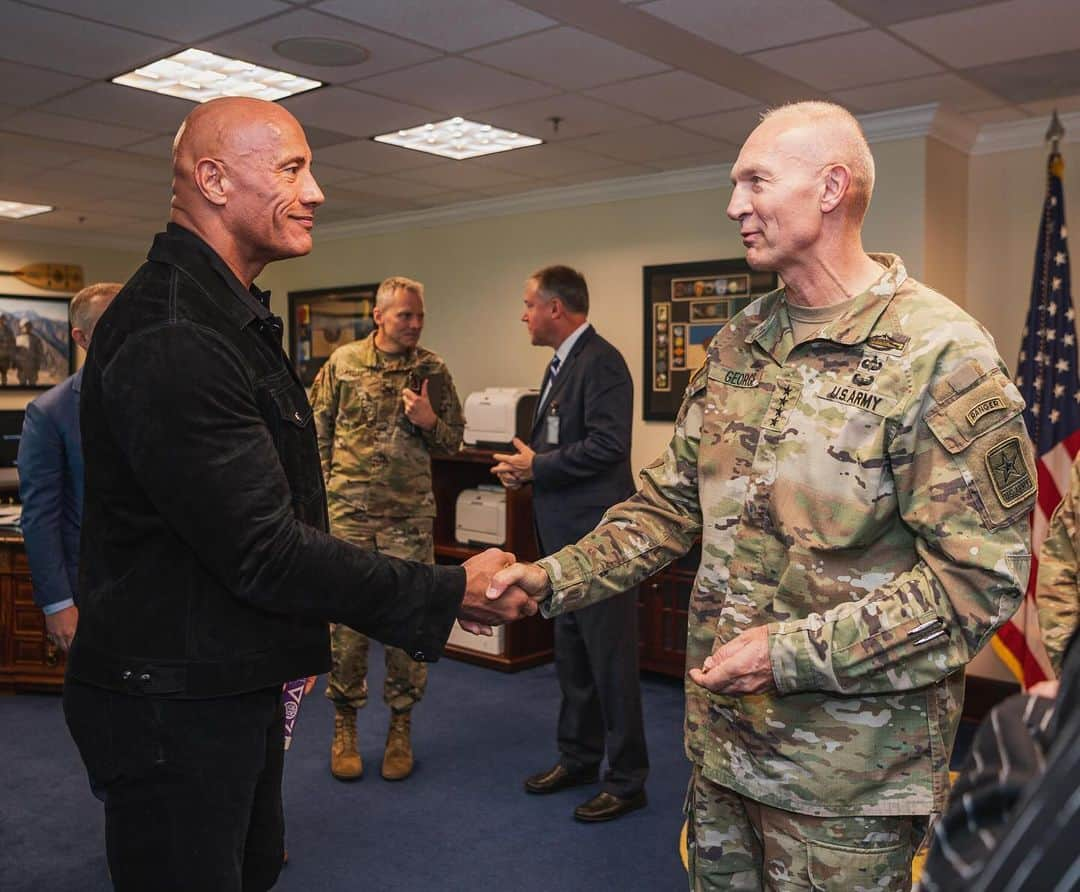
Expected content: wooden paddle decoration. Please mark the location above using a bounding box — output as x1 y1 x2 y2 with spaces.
0 262 85 292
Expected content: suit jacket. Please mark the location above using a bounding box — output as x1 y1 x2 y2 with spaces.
530 325 634 552
18 367 83 611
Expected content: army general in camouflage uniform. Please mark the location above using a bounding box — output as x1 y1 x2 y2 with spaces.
311 275 464 783
490 102 1035 890
1036 454 1080 675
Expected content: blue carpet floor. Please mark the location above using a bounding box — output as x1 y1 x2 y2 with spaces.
1 654 689 891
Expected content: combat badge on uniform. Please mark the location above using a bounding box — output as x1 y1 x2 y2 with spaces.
985 436 1036 508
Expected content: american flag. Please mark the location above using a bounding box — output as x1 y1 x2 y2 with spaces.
996 150 1079 686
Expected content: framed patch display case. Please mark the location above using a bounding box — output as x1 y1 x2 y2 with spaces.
288 283 379 387
642 259 778 421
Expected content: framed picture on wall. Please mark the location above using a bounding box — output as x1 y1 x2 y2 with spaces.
642 259 778 421
288 283 379 387
0 294 73 390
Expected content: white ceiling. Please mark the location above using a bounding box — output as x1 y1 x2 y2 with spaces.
0 0 1076 245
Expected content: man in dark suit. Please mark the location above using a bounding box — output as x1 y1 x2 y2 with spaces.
493 264 648 822
18 282 121 652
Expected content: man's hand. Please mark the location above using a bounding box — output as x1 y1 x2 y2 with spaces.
44 605 78 653
688 625 776 696
486 561 552 604
492 437 536 484
402 379 438 431
492 469 523 490
1029 679 1059 699
460 548 538 630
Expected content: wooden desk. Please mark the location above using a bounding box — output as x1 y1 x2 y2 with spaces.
0 533 65 692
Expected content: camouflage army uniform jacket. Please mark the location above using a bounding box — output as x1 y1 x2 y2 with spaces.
310 332 464 519
1036 455 1080 675
539 255 1035 817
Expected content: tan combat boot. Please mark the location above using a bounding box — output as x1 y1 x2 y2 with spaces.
330 705 362 781
381 711 414 781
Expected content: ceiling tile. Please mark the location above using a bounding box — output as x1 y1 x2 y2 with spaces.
466 26 669 90
85 196 170 220
963 49 1080 105
61 150 173 185
0 61 88 109
543 163 659 187
281 86 433 138
673 106 767 145
838 0 996 26
308 162 368 185
637 0 868 54
330 175 450 200
832 73 1003 113
893 0 1080 69
351 57 556 115
301 125 359 149
474 94 653 141
7 208 145 231
0 133 96 174
1 110 155 149
315 0 555 52
320 186 419 215
22 0 288 42
750 30 941 91
39 83 192 134
201 8 440 83
566 124 726 164
313 138 445 174
410 190 482 208
474 180 548 199
472 143 625 178
0 104 15 123
650 148 739 171
585 71 754 121
407 162 533 191
123 134 176 160
0 1 178 79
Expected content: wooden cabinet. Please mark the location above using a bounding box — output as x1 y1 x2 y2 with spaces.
0 534 65 692
637 544 698 678
432 449 553 671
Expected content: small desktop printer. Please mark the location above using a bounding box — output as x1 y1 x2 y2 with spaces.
454 486 507 547
463 387 539 448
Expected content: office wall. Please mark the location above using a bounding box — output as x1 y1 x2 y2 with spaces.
0 236 142 409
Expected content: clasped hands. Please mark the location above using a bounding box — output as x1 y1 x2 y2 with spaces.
491 437 535 490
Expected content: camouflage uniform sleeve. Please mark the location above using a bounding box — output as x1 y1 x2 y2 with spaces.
309 357 338 482
536 365 705 616
420 362 464 455
1036 457 1080 676
770 350 1034 696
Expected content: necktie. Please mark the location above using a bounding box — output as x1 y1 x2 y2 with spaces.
537 355 561 420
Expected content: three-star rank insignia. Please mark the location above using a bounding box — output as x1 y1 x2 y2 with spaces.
985 436 1036 508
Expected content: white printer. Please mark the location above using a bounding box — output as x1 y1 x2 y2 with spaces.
455 485 507 546
463 387 540 448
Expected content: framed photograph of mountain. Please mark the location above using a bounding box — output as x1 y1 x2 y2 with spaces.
642 259 778 421
0 294 73 390
288 282 379 387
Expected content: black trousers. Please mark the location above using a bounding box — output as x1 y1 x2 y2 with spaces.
554 586 649 797
64 680 285 892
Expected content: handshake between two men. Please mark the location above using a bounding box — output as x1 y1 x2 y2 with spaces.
461 555 776 698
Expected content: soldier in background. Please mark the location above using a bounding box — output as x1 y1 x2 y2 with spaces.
311 275 464 782
1036 455 1080 675
15 318 44 386
490 101 1035 888
0 314 15 385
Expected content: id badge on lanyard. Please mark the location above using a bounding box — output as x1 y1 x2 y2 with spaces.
545 401 560 446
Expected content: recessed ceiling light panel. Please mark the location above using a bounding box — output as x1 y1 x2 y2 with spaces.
0 200 53 220
112 48 322 103
373 117 542 161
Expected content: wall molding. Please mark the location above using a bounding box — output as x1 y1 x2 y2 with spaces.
971 109 1080 156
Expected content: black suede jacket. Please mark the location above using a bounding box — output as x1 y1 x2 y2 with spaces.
67 225 465 698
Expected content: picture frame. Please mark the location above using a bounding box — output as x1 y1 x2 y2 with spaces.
288 283 379 387
0 294 73 390
642 259 779 421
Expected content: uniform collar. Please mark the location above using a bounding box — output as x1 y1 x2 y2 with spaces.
355 330 419 369
749 253 907 362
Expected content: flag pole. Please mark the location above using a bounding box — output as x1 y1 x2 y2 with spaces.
1046 109 1064 153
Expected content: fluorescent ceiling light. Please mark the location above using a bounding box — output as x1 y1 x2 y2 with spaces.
373 117 542 161
0 200 53 219
112 48 322 103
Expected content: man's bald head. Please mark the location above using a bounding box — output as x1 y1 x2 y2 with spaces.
756 101 875 223
168 97 324 284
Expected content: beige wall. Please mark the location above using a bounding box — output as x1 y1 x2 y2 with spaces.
0 236 142 409
925 138 969 307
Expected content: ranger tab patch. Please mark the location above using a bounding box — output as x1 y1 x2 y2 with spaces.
986 436 1036 508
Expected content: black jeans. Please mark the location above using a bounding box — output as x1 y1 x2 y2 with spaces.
64 680 285 892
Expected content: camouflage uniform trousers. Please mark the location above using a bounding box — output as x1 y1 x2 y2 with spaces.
324 515 433 714
685 765 926 891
